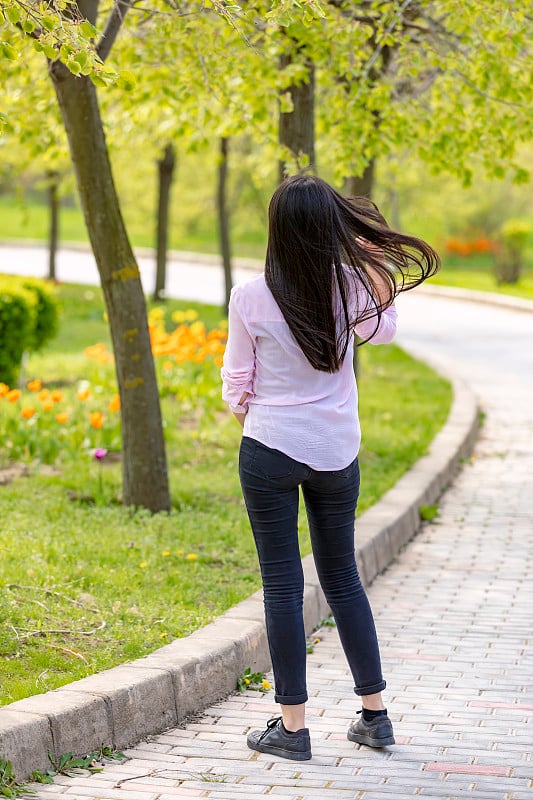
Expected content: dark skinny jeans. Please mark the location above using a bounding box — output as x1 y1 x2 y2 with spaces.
239 436 386 705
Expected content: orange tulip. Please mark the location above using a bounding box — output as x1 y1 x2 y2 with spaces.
21 407 35 419
51 390 63 403
56 412 69 424
41 399 54 411
84 343 107 359
38 389 50 401
27 379 42 392
0 383 9 398
90 411 105 429
77 388 90 401
108 394 121 412
6 389 21 403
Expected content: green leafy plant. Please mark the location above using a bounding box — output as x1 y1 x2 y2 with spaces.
22 279 60 353
0 758 34 798
419 504 440 522
236 667 271 693
495 219 532 285
0 276 59 385
30 747 125 784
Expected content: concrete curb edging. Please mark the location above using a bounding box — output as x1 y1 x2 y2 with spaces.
0 371 479 781
416 283 533 315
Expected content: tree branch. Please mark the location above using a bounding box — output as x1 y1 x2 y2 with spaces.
96 0 134 61
453 70 529 109
360 0 414 83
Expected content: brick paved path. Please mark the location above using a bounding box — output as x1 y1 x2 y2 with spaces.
32 296 532 800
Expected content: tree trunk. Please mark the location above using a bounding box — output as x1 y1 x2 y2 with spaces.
343 160 375 199
344 160 375 382
279 53 315 182
217 137 233 314
49 62 170 512
153 143 176 302
47 170 60 281
494 247 522 285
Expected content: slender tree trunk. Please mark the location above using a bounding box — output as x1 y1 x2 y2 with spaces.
343 160 375 199
344 160 376 381
278 53 315 182
153 143 176 302
49 62 170 512
217 137 233 314
47 170 60 281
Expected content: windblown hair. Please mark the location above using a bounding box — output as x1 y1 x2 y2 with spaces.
265 174 439 372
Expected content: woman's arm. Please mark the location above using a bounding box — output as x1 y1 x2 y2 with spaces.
356 237 396 308
221 287 256 422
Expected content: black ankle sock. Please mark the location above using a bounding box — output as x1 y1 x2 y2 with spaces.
362 707 388 722
282 721 303 735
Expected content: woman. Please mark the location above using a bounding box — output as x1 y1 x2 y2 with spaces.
221 175 439 761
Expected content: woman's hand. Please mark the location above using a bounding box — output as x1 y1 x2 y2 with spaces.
233 392 249 427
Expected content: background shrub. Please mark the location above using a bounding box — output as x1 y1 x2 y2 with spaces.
23 278 60 351
0 276 59 385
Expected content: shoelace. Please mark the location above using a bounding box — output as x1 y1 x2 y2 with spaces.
257 716 283 742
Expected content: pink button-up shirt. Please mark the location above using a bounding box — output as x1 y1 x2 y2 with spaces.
221 273 397 470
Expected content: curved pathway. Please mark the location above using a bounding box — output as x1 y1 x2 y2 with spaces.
25 291 533 799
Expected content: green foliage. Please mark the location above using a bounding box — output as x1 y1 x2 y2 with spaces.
0 758 33 798
236 667 271 693
495 218 532 285
500 219 531 251
3 0 532 188
21 278 60 352
0 0 115 83
0 277 59 385
0 278 34 386
30 746 125 784
419 504 439 523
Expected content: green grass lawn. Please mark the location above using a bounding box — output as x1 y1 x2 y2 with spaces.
432 255 533 301
0 282 452 705
0 196 268 261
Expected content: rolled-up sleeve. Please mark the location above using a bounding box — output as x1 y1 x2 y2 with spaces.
221 287 256 413
355 304 397 344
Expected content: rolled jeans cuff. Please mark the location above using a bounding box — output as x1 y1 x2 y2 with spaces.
274 691 308 705
354 679 386 697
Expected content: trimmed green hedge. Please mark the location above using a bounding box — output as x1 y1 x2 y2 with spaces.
0 276 59 386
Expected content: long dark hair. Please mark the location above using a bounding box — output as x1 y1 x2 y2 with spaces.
265 174 439 372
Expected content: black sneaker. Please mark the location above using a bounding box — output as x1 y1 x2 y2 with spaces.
247 716 312 761
347 710 395 747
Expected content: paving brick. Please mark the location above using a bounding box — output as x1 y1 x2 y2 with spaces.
202 794 275 800
424 762 511 777
24 794 71 800
64 788 159 799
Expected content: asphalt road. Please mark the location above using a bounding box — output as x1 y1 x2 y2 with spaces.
0 243 256 306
